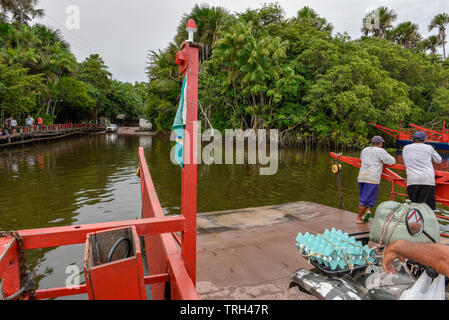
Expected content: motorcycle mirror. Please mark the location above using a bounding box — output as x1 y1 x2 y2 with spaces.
405 208 424 237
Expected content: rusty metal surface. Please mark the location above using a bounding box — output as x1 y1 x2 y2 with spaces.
197 201 370 300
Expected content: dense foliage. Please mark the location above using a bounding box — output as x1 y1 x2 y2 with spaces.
146 3 449 148
0 1 145 125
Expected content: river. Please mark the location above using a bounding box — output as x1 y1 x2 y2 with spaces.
0 133 405 298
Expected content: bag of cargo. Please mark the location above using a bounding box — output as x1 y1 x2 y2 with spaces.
369 200 440 245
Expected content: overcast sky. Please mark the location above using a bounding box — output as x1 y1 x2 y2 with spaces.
36 0 449 83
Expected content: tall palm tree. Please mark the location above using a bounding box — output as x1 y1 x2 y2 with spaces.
429 13 449 59
296 6 333 32
174 4 231 63
1 0 44 25
423 35 443 54
392 21 422 49
362 6 397 39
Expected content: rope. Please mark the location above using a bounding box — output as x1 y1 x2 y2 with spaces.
374 204 412 254
336 170 345 210
198 101 214 132
185 99 215 132
385 206 410 246
319 234 354 272
340 239 372 266
333 155 345 210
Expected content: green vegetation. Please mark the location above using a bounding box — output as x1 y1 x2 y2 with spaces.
0 0 145 125
146 3 449 148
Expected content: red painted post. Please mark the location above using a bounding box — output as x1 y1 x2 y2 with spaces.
177 21 199 286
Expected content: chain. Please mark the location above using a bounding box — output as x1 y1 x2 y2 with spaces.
0 231 36 300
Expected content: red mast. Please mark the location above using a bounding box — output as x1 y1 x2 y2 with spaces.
176 19 199 286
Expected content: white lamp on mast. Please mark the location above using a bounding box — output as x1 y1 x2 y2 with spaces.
186 19 197 43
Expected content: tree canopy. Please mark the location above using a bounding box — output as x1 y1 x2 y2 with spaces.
145 3 449 148
0 0 145 125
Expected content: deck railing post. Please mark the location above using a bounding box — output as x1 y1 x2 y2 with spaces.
177 24 199 286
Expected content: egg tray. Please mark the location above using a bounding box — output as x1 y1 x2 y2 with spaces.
296 228 377 276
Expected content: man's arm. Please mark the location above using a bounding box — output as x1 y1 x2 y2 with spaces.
431 148 442 165
383 240 449 277
381 149 396 166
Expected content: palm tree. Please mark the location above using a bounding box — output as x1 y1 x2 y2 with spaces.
1 0 44 25
429 13 449 59
33 24 70 50
392 21 422 49
146 43 179 81
423 35 442 54
296 6 333 32
362 6 397 39
174 4 231 63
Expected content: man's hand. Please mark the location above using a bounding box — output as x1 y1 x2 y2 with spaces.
382 240 406 275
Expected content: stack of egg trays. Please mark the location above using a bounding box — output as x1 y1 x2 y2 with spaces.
296 228 376 271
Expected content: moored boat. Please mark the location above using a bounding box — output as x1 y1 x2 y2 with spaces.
370 122 449 152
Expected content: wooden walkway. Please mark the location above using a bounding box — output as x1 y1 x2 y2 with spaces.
196 201 370 300
0 125 105 149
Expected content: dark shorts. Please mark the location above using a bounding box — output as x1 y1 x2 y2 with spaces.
407 185 436 210
359 183 380 208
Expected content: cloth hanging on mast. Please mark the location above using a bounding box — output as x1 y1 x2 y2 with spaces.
173 75 188 169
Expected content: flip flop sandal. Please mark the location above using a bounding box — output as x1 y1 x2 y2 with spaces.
363 212 371 222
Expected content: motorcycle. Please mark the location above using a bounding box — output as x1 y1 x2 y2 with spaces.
290 205 449 300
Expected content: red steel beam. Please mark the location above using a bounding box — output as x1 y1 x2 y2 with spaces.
0 237 21 298
34 274 171 300
181 42 199 286
161 233 200 300
35 285 88 300
138 146 199 300
369 123 401 140
409 123 443 137
18 215 186 250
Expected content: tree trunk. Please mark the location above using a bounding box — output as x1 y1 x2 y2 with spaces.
443 33 447 60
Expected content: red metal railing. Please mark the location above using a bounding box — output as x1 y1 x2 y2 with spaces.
370 122 449 144
0 147 199 300
8 123 101 135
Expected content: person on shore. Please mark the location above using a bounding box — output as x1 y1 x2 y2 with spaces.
357 136 396 224
402 131 442 210
4 118 10 134
37 116 43 126
383 240 449 278
10 117 17 134
26 115 34 127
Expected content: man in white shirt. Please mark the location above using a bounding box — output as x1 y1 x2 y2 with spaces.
357 136 396 224
402 131 442 210
10 118 17 134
